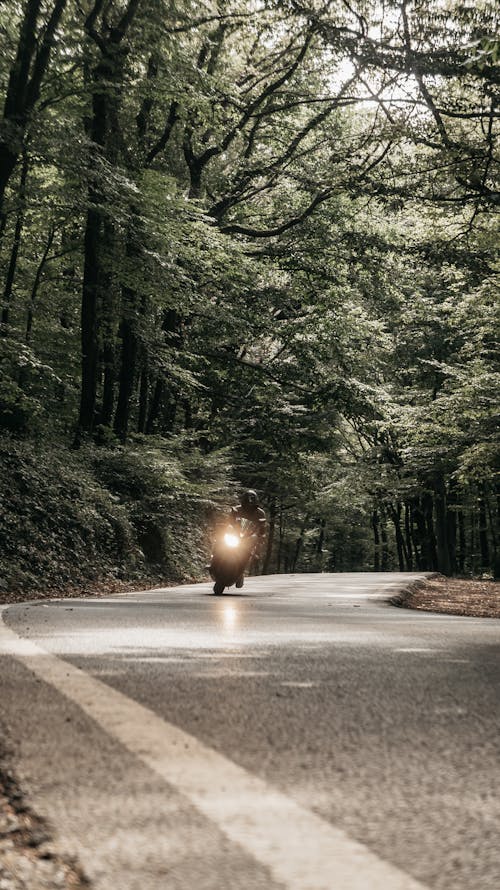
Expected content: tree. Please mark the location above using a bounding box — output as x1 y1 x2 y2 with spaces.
0 0 68 224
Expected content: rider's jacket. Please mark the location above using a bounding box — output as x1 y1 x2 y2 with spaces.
229 504 266 539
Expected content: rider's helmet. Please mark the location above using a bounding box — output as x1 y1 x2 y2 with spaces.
241 489 259 507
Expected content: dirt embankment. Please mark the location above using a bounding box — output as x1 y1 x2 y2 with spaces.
394 575 500 619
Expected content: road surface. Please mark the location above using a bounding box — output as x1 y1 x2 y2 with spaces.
1 573 500 890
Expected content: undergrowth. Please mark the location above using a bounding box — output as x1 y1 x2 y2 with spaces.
0 435 233 597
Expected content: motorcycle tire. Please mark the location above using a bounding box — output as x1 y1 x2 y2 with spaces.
213 581 225 595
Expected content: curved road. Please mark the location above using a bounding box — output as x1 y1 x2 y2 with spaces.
1 573 500 890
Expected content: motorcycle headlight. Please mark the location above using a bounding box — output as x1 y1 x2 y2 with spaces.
224 532 240 549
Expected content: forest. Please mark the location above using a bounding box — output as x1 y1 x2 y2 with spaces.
0 0 498 594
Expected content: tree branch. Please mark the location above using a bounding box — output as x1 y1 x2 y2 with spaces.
145 100 179 165
220 188 334 238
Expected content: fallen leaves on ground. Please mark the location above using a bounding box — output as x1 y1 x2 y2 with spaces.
400 577 500 619
0 764 88 890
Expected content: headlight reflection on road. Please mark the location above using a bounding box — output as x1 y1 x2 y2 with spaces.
215 601 240 634
223 603 237 630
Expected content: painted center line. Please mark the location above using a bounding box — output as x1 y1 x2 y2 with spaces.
0 609 428 890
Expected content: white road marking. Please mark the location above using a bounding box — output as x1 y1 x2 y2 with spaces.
394 647 436 653
0 610 428 890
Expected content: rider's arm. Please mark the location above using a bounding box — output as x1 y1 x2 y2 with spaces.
229 506 241 528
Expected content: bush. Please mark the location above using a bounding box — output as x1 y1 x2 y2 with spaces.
0 437 138 593
0 435 233 596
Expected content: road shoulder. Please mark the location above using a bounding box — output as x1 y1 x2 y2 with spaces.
0 742 88 890
392 575 500 619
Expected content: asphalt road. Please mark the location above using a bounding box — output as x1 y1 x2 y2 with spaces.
1 572 500 890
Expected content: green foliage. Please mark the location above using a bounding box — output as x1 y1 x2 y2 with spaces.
93 437 234 578
0 1 498 591
0 437 136 592
0 433 234 594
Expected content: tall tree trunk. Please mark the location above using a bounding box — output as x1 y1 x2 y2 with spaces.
113 316 138 441
486 489 498 579
0 0 67 221
25 223 55 343
404 502 414 570
137 355 148 433
277 502 284 572
100 341 116 427
372 508 380 571
446 484 458 575
422 492 438 571
434 476 451 575
457 506 466 574
380 507 389 570
76 47 108 441
479 486 490 572
76 1 139 442
1 151 29 332
389 503 406 571
76 203 101 441
411 499 426 569
113 211 143 440
98 215 120 427
469 505 477 574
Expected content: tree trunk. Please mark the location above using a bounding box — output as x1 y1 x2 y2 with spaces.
372 508 380 571
1 151 29 332
457 506 466 574
380 508 389 570
100 341 116 428
434 477 451 575
446 485 458 575
479 486 490 572
422 492 438 571
114 317 138 441
137 357 148 433
389 503 406 571
146 376 163 432
404 503 414 570
411 499 426 569
277 502 284 572
76 203 101 440
486 490 498 579
25 224 55 343
113 210 143 440
76 3 139 441
469 505 477 574
0 149 21 228
0 0 67 219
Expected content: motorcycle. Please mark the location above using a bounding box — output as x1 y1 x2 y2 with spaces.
209 527 257 595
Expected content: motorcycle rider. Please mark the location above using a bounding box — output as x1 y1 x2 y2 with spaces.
229 489 266 587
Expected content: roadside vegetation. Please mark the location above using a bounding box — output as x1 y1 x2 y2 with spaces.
0 0 498 597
